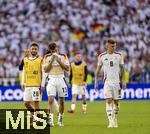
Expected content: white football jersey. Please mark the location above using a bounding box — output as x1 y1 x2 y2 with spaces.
43 53 70 67
98 52 124 83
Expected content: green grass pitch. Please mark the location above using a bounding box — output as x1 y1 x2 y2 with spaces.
0 101 150 134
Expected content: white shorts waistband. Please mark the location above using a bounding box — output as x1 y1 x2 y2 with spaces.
48 74 64 78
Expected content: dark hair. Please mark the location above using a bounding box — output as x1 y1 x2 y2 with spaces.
48 42 57 52
75 50 81 55
45 49 51 54
30 42 39 48
107 39 116 44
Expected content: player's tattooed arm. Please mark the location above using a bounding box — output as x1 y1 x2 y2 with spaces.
94 65 102 91
120 64 126 89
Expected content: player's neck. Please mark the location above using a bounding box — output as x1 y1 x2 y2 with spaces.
31 54 37 58
107 50 114 55
75 60 82 65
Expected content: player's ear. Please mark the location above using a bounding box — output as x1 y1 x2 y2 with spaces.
105 43 108 49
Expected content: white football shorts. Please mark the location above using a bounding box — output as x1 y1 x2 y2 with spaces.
72 84 86 95
24 87 40 101
103 82 122 100
46 75 68 97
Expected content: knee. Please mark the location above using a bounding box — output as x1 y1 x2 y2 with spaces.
49 97 54 104
114 101 119 106
107 99 113 104
72 96 76 103
24 101 29 107
82 95 86 100
72 94 77 100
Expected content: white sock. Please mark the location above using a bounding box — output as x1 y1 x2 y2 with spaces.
82 104 87 109
54 99 59 113
113 104 119 123
71 103 75 110
58 113 63 123
106 103 113 124
49 113 54 123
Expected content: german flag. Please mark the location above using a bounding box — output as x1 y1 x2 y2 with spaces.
71 31 87 41
91 24 105 32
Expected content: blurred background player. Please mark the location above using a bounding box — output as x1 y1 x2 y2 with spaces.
95 39 126 128
20 42 45 122
43 42 70 126
68 52 87 114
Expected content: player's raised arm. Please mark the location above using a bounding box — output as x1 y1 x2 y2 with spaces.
94 55 103 91
55 54 70 71
43 55 55 73
19 59 24 71
19 59 25 90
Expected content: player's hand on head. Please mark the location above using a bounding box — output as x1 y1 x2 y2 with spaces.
54 55 61 62
51 55 55 62
52 53 58 60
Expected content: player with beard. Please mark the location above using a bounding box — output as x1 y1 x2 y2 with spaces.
20 42 45 122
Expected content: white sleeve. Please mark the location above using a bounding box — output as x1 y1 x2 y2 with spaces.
119 55 124 65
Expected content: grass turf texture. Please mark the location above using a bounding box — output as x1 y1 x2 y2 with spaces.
0 101 150 134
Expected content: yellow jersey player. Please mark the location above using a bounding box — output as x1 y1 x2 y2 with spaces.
21 42 45 122
68 52 87 114
43 42 70 126
95 39 126 128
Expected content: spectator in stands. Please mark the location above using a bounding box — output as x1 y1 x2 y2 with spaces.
0 0 149 85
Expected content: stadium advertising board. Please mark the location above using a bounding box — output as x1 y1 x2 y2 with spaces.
0 84 150 102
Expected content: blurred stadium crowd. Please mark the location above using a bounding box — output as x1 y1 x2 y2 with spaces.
0 0 149 85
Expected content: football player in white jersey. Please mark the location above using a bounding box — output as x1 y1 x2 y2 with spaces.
95 39 126 128
43 42 70 126
43 47 59 115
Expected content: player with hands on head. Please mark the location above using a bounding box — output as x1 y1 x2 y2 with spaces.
43 42 70 127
